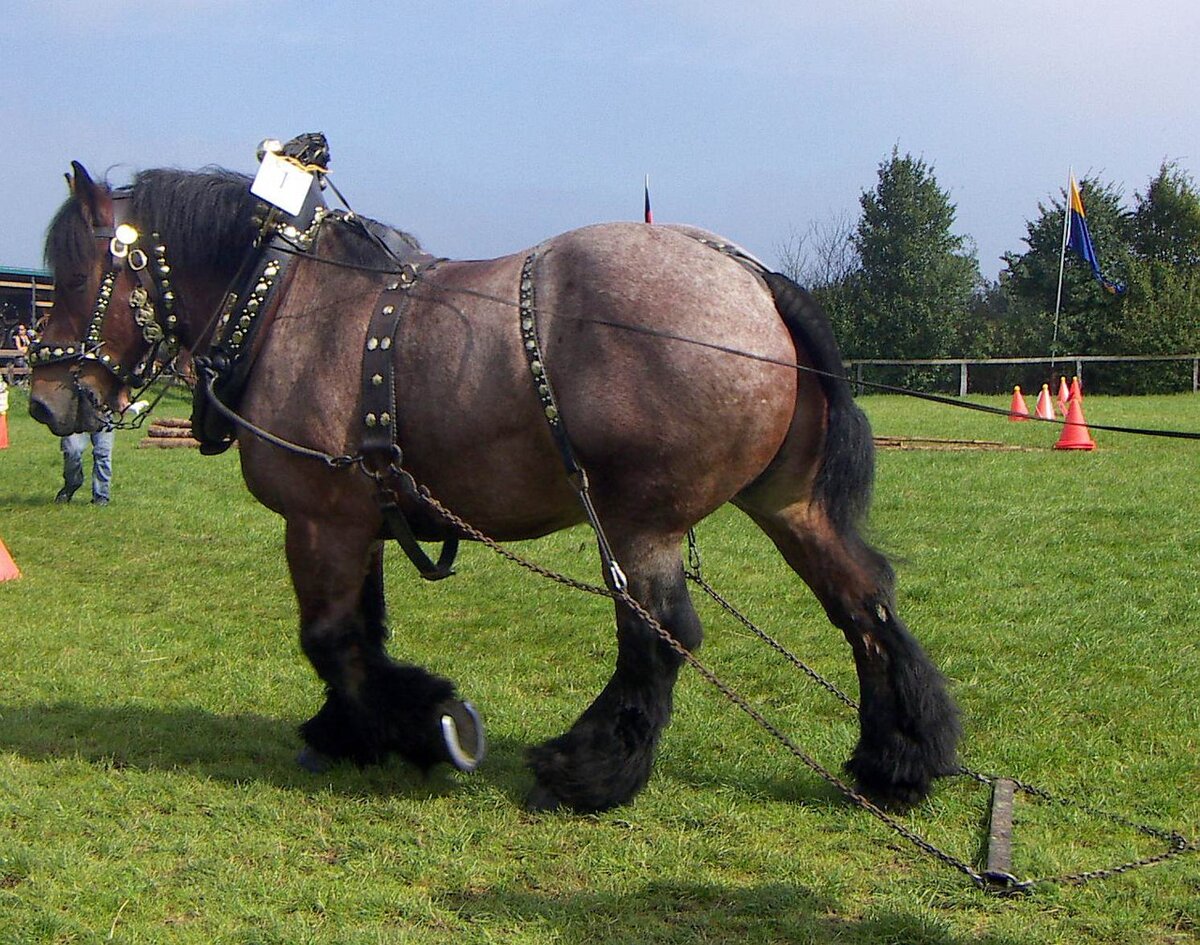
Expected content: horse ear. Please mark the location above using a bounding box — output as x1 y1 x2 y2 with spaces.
69 161 109 227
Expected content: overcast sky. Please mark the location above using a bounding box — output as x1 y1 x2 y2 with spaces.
3 2 1197 281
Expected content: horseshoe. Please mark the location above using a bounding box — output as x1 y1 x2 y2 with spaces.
438 700 486 773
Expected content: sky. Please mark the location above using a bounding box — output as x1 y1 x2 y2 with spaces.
3 1 1198 282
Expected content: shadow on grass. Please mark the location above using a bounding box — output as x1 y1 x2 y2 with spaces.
0 493 62 508
0 700 532 800
656 754 854 811
441 880 1024 945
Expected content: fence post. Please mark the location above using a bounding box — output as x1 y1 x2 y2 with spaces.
959 361 967 396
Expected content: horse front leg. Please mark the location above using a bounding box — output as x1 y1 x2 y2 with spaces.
287 516 483 774
526 531 701 813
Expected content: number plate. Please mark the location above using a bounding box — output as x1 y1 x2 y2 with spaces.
250 151 314 216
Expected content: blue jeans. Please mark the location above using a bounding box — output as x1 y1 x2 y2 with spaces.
61 430 114 502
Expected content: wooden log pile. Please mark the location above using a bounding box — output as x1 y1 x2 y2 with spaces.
138 416 203 449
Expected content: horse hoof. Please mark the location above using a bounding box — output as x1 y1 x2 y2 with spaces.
438 699 486 772
296 746 333 774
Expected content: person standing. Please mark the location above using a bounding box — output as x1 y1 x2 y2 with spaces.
7 324 30 387
56 425 115 506
53 401 148 506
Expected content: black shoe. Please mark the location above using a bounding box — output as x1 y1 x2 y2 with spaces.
91 497 109 506
54 489 74 503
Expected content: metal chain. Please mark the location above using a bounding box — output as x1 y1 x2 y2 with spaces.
425 488 1196 890
178 262 1197 890
187 371 1197 890
682 546 1197 890
684 549 859 711
414 491 1000 889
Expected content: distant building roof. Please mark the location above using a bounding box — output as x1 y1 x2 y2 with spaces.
0 265 52 281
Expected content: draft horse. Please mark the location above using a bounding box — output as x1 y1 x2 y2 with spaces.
29 158 960 812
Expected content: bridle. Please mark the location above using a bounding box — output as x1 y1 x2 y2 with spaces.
28 189 183 393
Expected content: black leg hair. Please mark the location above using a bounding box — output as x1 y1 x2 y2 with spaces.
290 532 462 773
839 594 962 808
738 503 960 810
526 539 701 813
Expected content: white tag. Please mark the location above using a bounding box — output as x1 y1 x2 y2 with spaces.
250 151 314 216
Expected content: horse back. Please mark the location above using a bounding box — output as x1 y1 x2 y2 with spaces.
241 222 813 539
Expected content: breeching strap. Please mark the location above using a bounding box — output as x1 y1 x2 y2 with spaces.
518 251 627 593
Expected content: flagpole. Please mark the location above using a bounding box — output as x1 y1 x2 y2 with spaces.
1051 167 1072 373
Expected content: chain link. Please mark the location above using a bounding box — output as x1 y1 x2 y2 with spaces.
419 490 1197 891
683 555 1197 890
188 374 1197 891
419 492 1005 889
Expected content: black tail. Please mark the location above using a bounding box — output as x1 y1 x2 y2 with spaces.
761 270 876 538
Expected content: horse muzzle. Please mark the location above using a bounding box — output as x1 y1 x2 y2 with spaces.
28 376 112 436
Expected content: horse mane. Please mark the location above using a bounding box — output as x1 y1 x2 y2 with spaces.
44 190 96 274
130 168 261 277
43 167 260 279
45 165 421 277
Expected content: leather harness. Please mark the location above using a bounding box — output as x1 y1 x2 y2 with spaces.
187 136 460 580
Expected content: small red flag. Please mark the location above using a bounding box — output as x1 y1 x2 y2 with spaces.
644 175 653 224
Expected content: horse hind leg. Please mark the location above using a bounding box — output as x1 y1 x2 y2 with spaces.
290 524 483 775
526 530 701 813
737 493 962 809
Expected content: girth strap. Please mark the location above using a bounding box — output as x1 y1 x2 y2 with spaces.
380 501 459 582
360 258 459 581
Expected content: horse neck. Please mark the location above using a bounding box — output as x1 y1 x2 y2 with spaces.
172 268 233 355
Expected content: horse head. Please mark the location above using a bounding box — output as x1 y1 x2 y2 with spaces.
29 165 156 431
30 163 255 435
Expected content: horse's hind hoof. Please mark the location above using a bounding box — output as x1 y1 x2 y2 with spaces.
296 746 334 774
438 699 486 772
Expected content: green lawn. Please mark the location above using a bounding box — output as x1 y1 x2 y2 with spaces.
0 386 1197 944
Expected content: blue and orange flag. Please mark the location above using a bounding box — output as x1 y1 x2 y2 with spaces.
1067 174 1124 294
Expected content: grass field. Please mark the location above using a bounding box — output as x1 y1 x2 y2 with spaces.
1 385 1197 944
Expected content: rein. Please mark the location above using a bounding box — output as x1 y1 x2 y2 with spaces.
203 218 1199 889
265 238 1200 443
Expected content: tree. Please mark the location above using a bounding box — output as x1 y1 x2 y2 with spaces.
1000 174 1130 358
775 212 858 291
774 212 859 352
847 148 980 364
1131 161 1200 268
1119 163 1200 388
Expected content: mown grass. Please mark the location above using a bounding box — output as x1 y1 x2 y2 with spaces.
0 386 1197 944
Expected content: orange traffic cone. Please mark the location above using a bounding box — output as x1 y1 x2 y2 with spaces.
1069 375 1083 403
1055 397 1096 451
1035 384 1056 420
1008 385 1029 421
0 537 19 582
1057 375 1070 413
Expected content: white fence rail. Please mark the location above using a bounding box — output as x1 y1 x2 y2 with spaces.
844 354 1200 395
